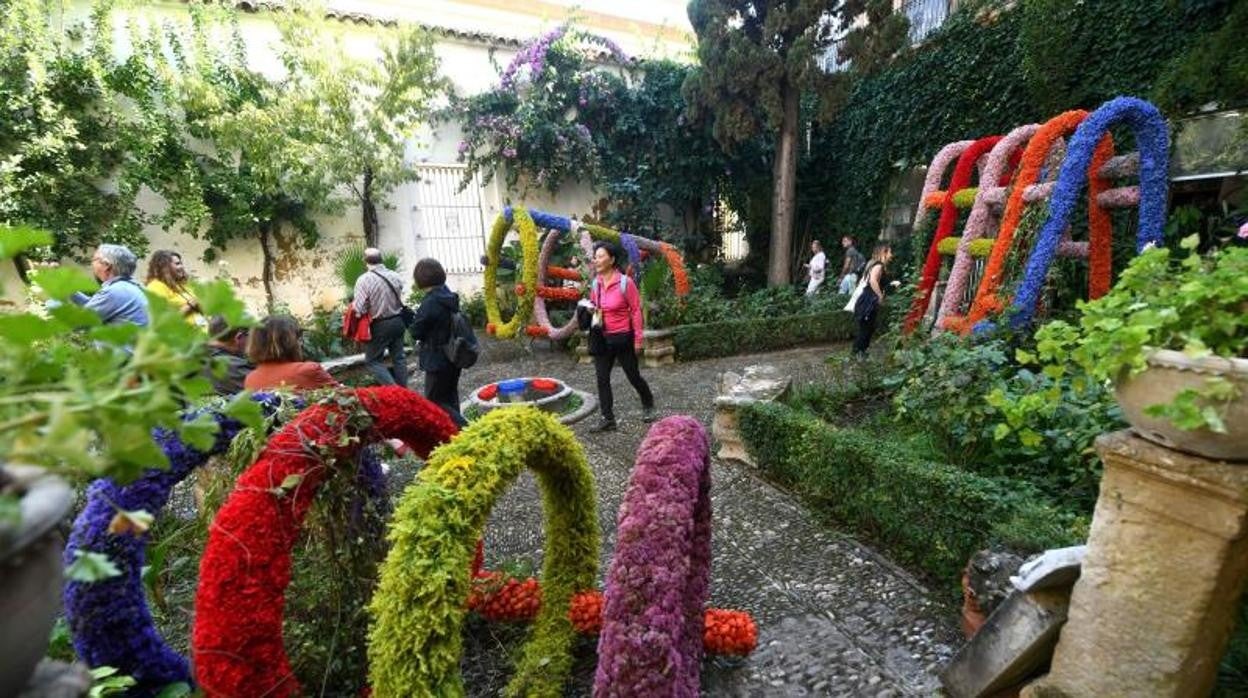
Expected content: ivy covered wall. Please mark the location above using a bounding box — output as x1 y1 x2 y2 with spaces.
806 0 1242 251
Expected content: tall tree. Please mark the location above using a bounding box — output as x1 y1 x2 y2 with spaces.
234 12 446 248
684 0 902 286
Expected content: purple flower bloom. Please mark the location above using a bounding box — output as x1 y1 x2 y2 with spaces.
503 147 518 159
594 417 711 697
456 140 468 154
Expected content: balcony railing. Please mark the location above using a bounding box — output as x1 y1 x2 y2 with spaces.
902 0 951 44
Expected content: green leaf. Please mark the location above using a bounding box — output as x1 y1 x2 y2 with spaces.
48 302 103 329
108 509 155 536
993 423 1011 441
0 493 20 531
1179 233 1200 250
0 314 62 344
154 682 193 698
67 550 123 582
179 411 221 452
280 474 304 490
0 225 54 259
223 393 265 430
192 279 253 328
35 267 99 300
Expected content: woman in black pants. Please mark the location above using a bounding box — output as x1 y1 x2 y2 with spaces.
409 257 468 426
853 243 894 356
586 241 656 432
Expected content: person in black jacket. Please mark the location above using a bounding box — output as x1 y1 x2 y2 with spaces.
410 258 467 426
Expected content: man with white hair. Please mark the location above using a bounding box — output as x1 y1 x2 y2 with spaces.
351 247 409 386
71 243 149 327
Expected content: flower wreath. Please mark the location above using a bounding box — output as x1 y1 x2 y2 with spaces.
594 416 712 697
367 407 599 697
1007 96 1169 329
485 207 540 338
904 135 1002 334
192 387 457 698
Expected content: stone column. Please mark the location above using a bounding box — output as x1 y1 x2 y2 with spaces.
712 365 790 466
1022 430 1248 698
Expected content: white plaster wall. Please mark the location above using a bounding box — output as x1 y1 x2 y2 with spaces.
49 0 673 315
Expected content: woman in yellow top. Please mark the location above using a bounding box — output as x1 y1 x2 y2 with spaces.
145 250 206 328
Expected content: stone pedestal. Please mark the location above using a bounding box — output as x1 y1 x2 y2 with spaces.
712 365 791 465
1022 430 1248 698
574 333 592 365
642 329 676 368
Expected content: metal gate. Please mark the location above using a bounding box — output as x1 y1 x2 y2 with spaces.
411 164 488 274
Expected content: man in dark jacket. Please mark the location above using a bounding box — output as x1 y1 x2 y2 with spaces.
204 316 254 395
410 258 467 426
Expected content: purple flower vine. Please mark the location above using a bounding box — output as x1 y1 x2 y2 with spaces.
594 416 711 697
1008 96 1169 329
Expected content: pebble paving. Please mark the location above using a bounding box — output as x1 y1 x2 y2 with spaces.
458 339 959 696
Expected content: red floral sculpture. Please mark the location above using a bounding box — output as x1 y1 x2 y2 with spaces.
904 135 1003 334
191 387 457 698
703 609 758 657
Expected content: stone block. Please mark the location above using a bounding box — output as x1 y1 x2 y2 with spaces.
1022 431 1248 698
941 588 1071 698
713 365 791 465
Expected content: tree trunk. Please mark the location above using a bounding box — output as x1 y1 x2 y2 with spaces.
362 166 380 248
259 221 276 311
767 83 801 287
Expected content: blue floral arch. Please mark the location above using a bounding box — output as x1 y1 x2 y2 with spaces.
1004 96 1169 329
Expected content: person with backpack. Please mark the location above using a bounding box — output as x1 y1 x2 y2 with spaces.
838 235 867 295
410 257 472 426
585 241 656 432
352 248 410 386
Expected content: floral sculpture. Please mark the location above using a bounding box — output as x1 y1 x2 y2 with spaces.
912 140 974 226
1005 96 1169 329
484 206 690 340
936 124 1039 326
367 407 599 697
192 387 457 698
904 135 1003 334
947 110 1111 334
594 416 711 697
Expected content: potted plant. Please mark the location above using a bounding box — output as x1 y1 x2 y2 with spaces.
1023 237 1247 460
0 226 257 692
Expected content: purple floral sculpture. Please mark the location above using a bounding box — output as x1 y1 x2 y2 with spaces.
617 232 642 275
1005 96 1169 330
594 416 711 697
936 124 1039 326
62 394 385 696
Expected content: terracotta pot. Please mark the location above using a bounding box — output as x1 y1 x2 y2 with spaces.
0 465 74 697
1114 349 1248 462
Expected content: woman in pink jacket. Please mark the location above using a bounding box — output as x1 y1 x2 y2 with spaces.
587 241 656 432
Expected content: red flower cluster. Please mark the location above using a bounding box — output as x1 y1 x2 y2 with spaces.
546 265 582 282
467 572 543 622
536 285 582 302
486 322 497 336
530 378 558 392
192 387 457 698
703 609 757 657
478 384 499 400
524 324 549 337
568 590 604 635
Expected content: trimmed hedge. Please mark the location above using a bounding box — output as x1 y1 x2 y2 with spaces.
672 311 857 361
738 402 1085 585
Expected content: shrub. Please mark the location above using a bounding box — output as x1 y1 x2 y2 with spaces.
738 402 1086 586
672 311 857 360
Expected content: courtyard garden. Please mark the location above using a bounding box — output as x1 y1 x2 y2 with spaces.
2 0 1248 696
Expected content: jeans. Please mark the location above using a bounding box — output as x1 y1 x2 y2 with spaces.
425 367 466 427
838 273 858 295
593 332 654 422
364 315 408 387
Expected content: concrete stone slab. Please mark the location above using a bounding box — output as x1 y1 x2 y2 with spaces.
941 588 1071 698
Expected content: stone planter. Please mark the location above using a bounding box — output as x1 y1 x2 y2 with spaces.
642 329 676 368
0 465 74 697
1114 349 1248 462
712 365 791 466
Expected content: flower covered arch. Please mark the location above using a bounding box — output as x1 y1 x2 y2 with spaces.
191 387 458 698
1005 96 1169 329
367 407 599 697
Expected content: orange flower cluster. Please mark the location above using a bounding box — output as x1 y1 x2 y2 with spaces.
658 242 691 297
546 265 583 282
923 190 948 209
467 572 543 622
568 590 605 635
524 324 549 337
536 285 582 302
703 609 758 657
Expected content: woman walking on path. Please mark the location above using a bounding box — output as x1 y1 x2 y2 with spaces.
586 241 655 433
409 257 468 427
853 243 894 357
146 250 206 328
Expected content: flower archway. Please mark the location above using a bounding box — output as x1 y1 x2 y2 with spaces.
1005 96 1169 329
366 407 599 697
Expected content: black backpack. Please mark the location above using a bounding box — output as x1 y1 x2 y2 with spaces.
442 311 480 369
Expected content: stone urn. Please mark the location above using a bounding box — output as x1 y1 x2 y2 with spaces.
0 465 74 696
1114 349 1248 462
641 329 676 368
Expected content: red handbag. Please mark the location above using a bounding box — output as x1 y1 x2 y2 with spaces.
342 305 372 342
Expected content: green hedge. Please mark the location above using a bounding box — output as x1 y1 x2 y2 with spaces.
738 402 1086 585
672 310 857 360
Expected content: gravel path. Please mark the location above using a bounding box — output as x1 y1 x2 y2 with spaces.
459 339 960 696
